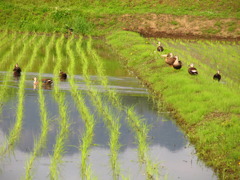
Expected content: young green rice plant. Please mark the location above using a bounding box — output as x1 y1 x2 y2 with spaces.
77 37 122 179
84 35 160 179
85 36 121 109
0 34 45 156
87 36 159 179
0 33 35 109
24 34 55 180
49 34 71 180
21 35 47 72
0 72 25 154
0 33 33 118
67 36 96 179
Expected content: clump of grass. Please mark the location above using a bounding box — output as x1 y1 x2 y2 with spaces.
227 21 237 32
170 20 179 25
202 27 221 34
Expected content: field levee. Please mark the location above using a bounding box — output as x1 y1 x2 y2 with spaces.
106 30 240 180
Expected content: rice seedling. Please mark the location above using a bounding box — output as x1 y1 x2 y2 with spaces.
0 33 33 113
49 34 71 180
77 37 122 179
24 34 55 180
0 34 45 156
0 34 29 111
87 36 160 179
66 35 96 179
85 36 121 109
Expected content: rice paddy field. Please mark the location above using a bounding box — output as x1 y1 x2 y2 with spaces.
0 31 223 180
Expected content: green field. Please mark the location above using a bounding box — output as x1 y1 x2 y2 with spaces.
0 0 239 36
0 0 240 179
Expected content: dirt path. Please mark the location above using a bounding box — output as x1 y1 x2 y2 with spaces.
118 14 240 41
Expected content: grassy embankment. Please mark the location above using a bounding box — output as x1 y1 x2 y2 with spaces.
0 0 239 36
106 31 240 180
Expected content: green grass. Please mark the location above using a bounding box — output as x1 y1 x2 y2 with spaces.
106 30 240 179
0 0 239 36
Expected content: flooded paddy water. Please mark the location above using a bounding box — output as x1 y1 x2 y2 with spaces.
0 33 218 179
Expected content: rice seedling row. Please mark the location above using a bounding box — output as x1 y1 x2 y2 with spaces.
66 36 96 180
0 34 45 157
49 34 70 180
0 34 36 116
88 37 159 179
77 38 122 179
24 34 56 180
86 37 121 109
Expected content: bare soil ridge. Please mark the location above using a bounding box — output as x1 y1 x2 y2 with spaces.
118 14 240 41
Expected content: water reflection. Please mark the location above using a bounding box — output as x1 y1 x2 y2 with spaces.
0 91 186 155
0 72 217 179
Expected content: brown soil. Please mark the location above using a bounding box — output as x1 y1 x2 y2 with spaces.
118 13 240 41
